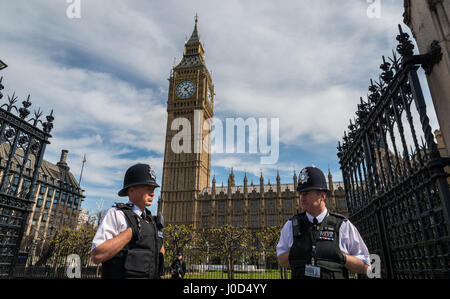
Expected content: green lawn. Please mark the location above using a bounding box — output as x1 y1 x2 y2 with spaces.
182 270 291 279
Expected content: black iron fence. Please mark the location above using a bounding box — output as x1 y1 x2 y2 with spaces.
13 246 100 279
0 76 54 277
337 25 450 279
161 248 290 280
13 247 291 279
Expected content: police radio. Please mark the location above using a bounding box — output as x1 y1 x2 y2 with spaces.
292 216 301 237
154 213 164 230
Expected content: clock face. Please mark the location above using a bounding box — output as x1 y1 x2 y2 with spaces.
176 81 196 99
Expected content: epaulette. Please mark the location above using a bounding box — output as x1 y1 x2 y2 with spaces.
329 211 347 220
114 202 134 210
291 211 305 220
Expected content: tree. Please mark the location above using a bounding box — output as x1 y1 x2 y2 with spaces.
193 228 216 267
254 226 282 269
208 225 250 279
162 224 194 262
37 224 96 268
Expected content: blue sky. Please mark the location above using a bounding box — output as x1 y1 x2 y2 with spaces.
0 0 439 217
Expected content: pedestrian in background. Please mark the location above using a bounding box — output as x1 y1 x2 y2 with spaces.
170 252 186 279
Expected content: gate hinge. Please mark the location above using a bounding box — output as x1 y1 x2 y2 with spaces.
402 40 443 75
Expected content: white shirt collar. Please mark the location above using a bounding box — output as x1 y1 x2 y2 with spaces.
306 208 328 224
127 201 144 216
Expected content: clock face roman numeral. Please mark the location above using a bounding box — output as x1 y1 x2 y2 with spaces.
176 81 196 99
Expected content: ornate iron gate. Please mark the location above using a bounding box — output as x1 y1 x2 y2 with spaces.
0 76 54 277
337 26 450 279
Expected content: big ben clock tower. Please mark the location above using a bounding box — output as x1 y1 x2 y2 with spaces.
159 16 214 228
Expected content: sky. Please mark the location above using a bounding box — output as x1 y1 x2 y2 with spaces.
0 0 439 217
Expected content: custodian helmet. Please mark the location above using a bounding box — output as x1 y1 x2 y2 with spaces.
118 163 160 197
296 166 329 193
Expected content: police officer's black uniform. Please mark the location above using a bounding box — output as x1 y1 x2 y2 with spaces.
100 163 164 279
170 254 186 279
288 167 348 279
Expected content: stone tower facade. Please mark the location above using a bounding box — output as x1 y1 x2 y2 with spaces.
158 17 348 230
159 16 214 227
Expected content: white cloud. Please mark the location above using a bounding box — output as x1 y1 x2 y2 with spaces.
1 0 430 214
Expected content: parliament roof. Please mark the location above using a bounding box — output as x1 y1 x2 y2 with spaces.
200 182 345 197
0 142 83 195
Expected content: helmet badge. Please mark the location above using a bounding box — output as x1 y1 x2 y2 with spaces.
299 168 310 184
148 166 156 180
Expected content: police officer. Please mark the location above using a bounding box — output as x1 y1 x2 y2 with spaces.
276 166 370 279
170 252 187 279
90 163 165 279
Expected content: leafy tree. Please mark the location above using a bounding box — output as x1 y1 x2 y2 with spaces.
37 224 96 267
162 224 194 262
255 226 282 269
193 228 216 266
207 225 250 279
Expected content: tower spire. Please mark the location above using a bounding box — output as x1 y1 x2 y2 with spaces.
229 167 235 187
244 169 248 198
174 13 206 68
186 14 201 45
328 166 334 193
276 169 281 195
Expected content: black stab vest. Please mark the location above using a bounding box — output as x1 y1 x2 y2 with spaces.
288 212 349 279
101 204 162 279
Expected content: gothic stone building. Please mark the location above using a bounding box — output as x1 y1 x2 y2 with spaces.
158 17 348 230
196 169 348 230
0 145 85 253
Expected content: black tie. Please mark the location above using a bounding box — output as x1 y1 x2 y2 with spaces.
142 210 147 220
313 217 319 234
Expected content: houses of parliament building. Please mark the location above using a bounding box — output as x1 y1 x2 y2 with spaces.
157 17 348 230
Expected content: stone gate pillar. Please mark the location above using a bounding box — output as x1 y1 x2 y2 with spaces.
404 0 450 155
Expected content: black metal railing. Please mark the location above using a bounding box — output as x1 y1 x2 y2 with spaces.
0 76 54 277
15 247 290 279
337 25 450 279
13 246 101 279
161 248 290 280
